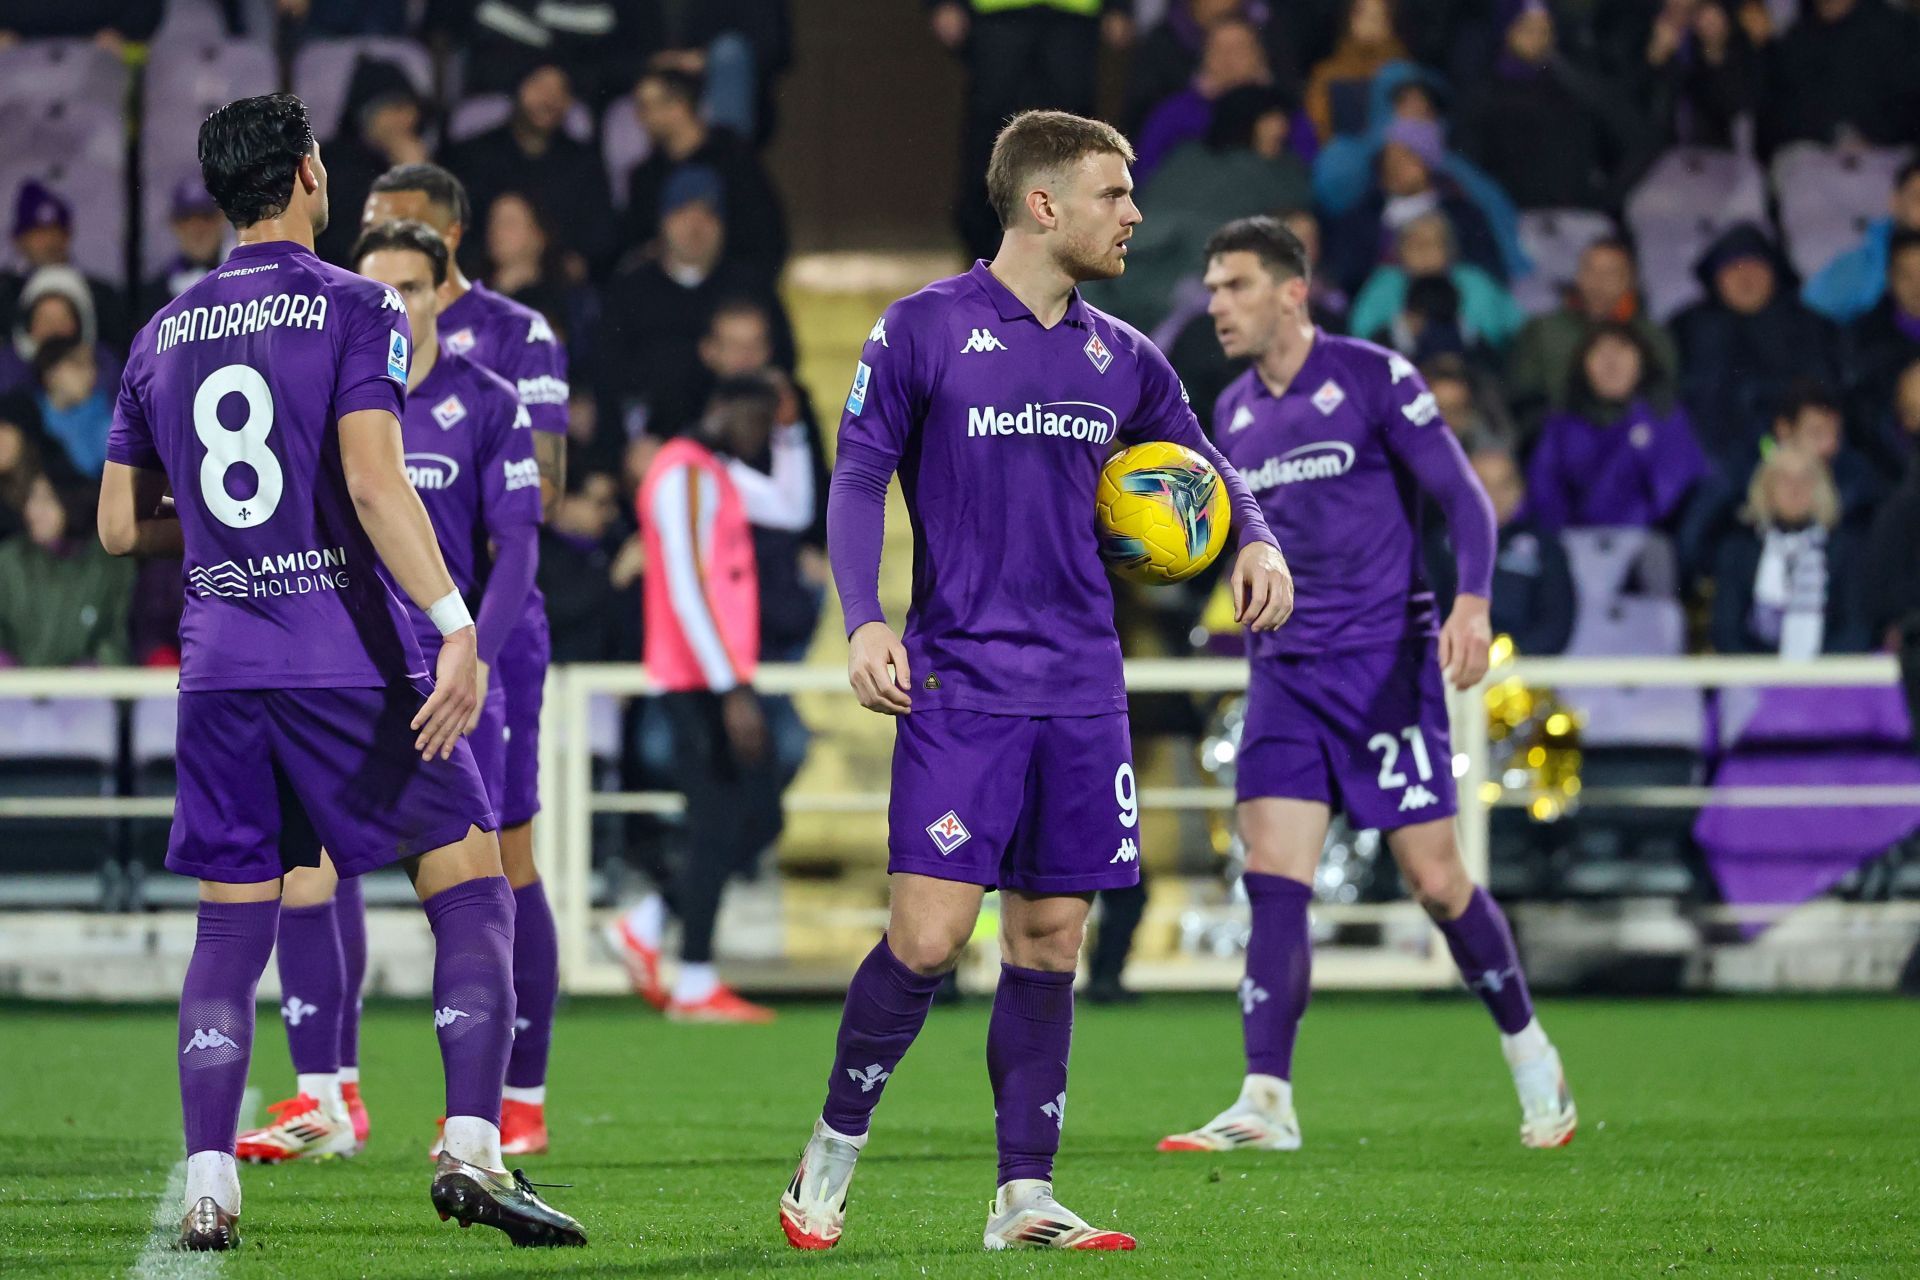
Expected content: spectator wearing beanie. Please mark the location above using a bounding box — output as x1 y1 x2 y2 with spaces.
0 180 128 351
1327 114 1509 294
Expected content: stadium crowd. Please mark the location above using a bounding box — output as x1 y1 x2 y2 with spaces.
2 0 1920 682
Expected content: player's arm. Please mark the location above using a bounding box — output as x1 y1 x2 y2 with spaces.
97 462 182 558
1130 346 1293 631
533 432 565 521
474 399 544 724
1379 372 1497 690
728 415 815 533
338 407 476 760
513 315 571 521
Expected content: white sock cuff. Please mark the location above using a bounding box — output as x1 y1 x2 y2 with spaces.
337 1066 360 1084
1240 1072 1293 1112
442 1115 504 1172
184 1150 241 1214
296 1072 342 1109
502 1084 547 1105
817 1118 869 1150
1500 1017 1551 1067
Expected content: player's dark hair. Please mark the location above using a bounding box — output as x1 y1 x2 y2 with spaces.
1205 215 1311 284
199 92 316 230
1568 320 1659 408
1773 378 1842 427
369 162 473 232
639 67 703 110
1583 234 1638 266
986 110 1135 230
350 219 450 286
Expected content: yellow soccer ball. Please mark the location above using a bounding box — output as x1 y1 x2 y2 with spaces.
1095 441 1231 585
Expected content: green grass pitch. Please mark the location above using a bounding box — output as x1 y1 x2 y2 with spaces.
1 994 1916 1277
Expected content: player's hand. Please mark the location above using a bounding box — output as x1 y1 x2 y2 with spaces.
1231 541 1295 632
1438 593 1493 691
848 620 912 715
722 686 769 766
413 627 479 761
465 659 490 735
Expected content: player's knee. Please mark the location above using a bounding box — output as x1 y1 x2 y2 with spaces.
886 920 968 976
1404 859 1472 920
1001 916 1085 973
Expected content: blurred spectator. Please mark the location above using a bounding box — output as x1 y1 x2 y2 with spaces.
1455 0 1647 213
136 181 229 327
0 1 159 42
1326 115 1511 293
1423 352 1517 451
1428 446 1575 655
0 181 128 352
699 301 828 543
0 410 78 543
1867 358 1920 478
650 0 793 144
1710 446 1867 656
1313 62 1527 282
440 64 617 278
1505 237 1676 422
541 469 640 664
0 474 132 667
1089 85 1310 332
1303 0 1407 142
1527 321 1707 531
934 0 1133 260
1133 18 1280 182
1843 230 1920 445
1606 0 1757 149
1864 386 1920 650
619 68 788 286
30 337 111 478
1673 222 1839 459
1348 212 1524 358
1758 0 1920 155
430 0 662 106
482 191 595 355
314 57 430 266
1805 160 1920 325
0 266 117 404
275 0 408 35
1368 273 1478 367
596 167 793 464
1124 0 1298 135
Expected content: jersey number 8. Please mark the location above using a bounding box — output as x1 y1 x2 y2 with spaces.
194 364 283 529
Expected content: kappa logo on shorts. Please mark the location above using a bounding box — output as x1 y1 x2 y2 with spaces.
1111 837 1139 864
926 810 971 855
1399 784 1439 812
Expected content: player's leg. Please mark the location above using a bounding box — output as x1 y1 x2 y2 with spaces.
979 714 1136 1252
238 855 355 1163
1385 818 1576 1148
331 873 370 1145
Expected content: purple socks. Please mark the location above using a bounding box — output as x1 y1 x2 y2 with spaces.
275 900 344 1076
179 898 279 1156
1242 872 1314 1080
986 963 1075 1186
1439 887 1536 1034
333 875 367 1071
505 880 560 1091
422 876 517 1125
820 936 942 1137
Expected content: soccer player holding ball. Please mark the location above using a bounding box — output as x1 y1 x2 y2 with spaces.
778 111 1291 1254
1158 217 1576 1157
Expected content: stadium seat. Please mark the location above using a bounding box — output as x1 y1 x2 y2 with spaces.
140 39 276 278
1625 148 1767 322
291 38 435 143
1771 143 1914 281
1511 209 1616 317
0 40 128 111
0 144 126 286
1717 684 1914 751
446 93 594 146
0 697 121 877
1560 527 1680 619
602 95 653 209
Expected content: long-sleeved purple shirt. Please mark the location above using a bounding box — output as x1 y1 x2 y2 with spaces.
1525 399 1708 533
1212 330 1495 657
829 261 1276 716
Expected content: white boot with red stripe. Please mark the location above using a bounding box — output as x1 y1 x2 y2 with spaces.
235 1089 357 1164
981 1179 1135 1251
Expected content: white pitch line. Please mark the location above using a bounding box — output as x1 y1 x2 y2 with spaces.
128 1089 256 1279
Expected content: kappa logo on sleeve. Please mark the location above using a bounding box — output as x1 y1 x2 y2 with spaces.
386 329 408 383
527 314 556 344
868 316 889 347
846 360 872 416
381 287 404 312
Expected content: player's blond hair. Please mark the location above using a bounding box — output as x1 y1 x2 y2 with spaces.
986 110 1134 230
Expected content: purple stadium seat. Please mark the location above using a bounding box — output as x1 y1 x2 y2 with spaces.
292 38 435 143
0 698 118 765
1772 143 1915 281
1717 685 1913 752
0 109 128 286
1512 209 1616 316
131 697 180 770
602 95 653 209
446 93 593 146
1561 593 1705 750
1626 148 1768 322
0 40 128 110
140 39 277 277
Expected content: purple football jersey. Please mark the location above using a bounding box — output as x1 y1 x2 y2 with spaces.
1213 330 1487 657
382 349 542 654
435 283 568 436
108 239 423 690
838 261 1273 716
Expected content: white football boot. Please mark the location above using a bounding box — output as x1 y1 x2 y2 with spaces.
1157 1074 1302 1153
1505 1020 1577 1148
982 1179 1136 1251
234 1093 357 1163
779 1118 865 1250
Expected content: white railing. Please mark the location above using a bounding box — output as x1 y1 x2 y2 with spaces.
2 655 1911 993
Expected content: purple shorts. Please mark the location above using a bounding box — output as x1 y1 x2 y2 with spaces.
166 680 497 884
1236 638 1457 830
888 710 1142 894
420 631 509 812
494 604 550 827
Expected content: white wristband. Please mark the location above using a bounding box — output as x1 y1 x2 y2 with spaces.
427 590 473 636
